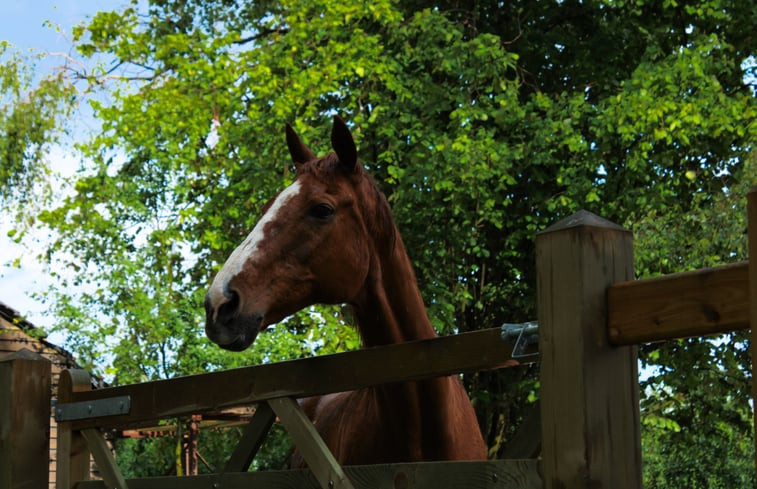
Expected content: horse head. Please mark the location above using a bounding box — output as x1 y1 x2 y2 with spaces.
204 117 383 351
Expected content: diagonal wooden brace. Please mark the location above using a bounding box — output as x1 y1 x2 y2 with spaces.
223 401 276 473
81 428 129 489
268 397 355 489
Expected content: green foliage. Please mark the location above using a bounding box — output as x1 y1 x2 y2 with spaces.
636 161 756 488
641 334 754 488
0 42 75 205
2 0 755 483
115 435 175 477
115 421 292 476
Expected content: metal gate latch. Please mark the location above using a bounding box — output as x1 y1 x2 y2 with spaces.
501 321 539 360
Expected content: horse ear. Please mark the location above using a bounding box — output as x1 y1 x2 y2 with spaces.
331 115 357 171
285 123 316 165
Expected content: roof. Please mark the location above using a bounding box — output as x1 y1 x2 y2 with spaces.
0 300 79 368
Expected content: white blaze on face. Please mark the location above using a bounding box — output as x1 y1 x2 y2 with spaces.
207 180 303 316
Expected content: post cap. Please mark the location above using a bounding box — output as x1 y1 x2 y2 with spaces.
538 209 629 235
0 347 48 363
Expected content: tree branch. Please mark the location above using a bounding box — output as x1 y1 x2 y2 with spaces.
233 27 289 45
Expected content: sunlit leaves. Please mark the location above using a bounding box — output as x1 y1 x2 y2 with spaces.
0 43 76 204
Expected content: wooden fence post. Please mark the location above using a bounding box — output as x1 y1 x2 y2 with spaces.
747 187 757 475
56 369 92 489
536 210 641 489
0 348 52 489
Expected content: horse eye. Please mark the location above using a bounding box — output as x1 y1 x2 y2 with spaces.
309 203 335 220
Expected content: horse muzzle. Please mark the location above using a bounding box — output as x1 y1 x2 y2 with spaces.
204 290 263 351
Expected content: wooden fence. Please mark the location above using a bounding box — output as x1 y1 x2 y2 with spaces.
4 188 756 489
0 303 96 487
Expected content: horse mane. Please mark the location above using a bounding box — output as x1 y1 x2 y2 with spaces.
296 153 398 255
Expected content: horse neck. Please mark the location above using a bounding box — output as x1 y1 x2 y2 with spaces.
353 231 438 347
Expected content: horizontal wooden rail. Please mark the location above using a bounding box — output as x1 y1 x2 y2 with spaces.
62 327 532 430
74 459 541 489
608 261 750 345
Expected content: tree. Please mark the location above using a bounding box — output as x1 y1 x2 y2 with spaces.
2 0 755 483
0 42 75 206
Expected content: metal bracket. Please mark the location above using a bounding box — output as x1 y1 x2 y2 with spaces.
54 395 131 422
501 321 539 360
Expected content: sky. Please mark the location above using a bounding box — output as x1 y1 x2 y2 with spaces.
0 1 101 53
0 1 111 329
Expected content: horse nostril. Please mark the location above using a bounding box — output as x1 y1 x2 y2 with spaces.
216 289 241 323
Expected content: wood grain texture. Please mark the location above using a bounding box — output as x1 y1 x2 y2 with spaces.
81 429 129 489
269 397 354 489
0 308 85 488
74 459 541 489
56 369 92 489
60 327 532 431
222 402 275 473
608 261 749 345
536 210 641 489
747 188 757 475
0 349 51 489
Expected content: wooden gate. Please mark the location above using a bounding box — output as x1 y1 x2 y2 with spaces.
54 327 540 489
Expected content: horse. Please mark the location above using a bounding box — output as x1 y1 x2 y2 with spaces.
204 116 487 465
